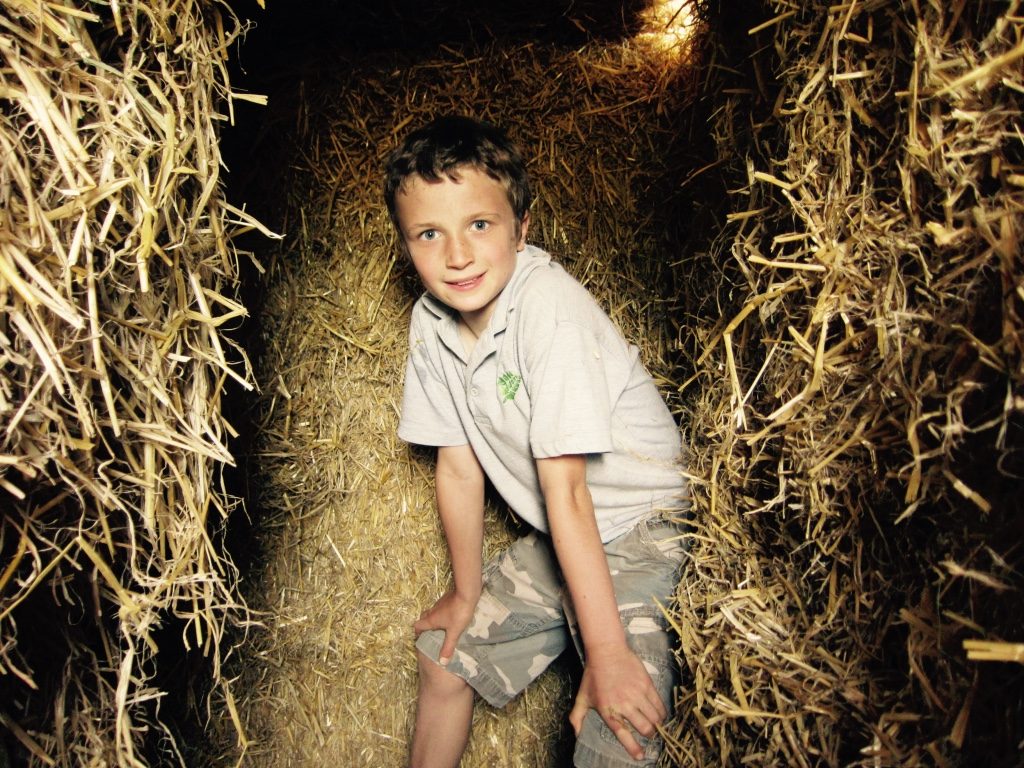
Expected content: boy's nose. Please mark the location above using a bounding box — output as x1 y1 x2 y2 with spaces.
445 237 473 269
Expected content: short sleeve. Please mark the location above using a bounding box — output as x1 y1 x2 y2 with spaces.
527 322 627 458
397 326 468 447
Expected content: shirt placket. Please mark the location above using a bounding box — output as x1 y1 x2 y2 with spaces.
466 335 496 429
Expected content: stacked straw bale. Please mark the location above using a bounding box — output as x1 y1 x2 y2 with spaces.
1 1 265 765
664 0 1024 765
226 15 703 767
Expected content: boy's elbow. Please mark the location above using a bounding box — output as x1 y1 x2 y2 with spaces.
436 444 484 486
536 454 591 511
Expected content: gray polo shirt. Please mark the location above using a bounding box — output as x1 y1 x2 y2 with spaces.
398 245 687 542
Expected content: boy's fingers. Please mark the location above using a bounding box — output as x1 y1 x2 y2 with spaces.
646 682 668 721
438 633 457 666
603 709 644 760
626 705 658 738
635 691 666 733
412 613 433 635
571 701 649 761
568 695 589 736
653 700 667 725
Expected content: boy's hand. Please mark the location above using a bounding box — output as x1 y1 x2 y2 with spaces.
413 589 478 667
569 644 667 762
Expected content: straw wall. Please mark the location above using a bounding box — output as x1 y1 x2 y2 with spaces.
1 1 263 764
665 0 1024 764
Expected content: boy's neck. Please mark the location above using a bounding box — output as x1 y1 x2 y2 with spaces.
459 310 488 337
457 316 481 356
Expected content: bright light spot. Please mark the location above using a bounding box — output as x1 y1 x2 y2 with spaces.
637 0 697 54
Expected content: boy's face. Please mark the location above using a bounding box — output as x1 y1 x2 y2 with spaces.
395 166 528 333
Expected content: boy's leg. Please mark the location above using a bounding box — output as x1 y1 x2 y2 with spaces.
410 650 474 768
412 533 571 760
572 515 688 768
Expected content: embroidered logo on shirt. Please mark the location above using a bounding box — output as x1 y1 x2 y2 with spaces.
498 372 521 402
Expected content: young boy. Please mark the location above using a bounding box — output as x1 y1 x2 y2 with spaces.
384 115 689 768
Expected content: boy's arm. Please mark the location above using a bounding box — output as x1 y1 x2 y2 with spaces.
536 454 667 761
413 443 486 665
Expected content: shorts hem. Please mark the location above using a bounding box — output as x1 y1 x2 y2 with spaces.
415 631 517 709
573 736 659 768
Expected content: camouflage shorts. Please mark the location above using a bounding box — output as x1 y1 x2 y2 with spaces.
416 514 688 768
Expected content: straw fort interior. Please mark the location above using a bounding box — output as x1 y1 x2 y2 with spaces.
0 0 1021 766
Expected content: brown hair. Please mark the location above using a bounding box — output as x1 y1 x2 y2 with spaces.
383 115 532 229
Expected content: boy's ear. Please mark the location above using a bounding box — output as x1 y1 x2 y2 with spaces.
517 212 530 250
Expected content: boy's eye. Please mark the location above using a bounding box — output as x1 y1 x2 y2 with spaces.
471 220 489 231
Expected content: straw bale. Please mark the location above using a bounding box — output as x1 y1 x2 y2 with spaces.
223 17 703 767
663 0 1024 764
1 1 264 765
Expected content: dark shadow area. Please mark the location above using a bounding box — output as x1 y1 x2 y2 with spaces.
220 0 656 242
229 0 651 61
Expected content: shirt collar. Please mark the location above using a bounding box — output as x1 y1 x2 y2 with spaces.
488 244 549 335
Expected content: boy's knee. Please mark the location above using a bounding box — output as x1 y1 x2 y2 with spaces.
417 648 469 696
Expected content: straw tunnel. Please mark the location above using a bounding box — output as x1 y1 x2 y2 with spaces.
1 0 1022 766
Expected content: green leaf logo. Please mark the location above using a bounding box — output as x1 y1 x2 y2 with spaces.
498 372 521 402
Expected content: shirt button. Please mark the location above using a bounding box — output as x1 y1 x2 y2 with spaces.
470 387 479 396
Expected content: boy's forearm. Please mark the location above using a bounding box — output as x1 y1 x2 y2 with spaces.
436 444 486 599
537 455 628 657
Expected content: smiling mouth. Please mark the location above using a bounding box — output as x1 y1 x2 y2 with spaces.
447 275 484 289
